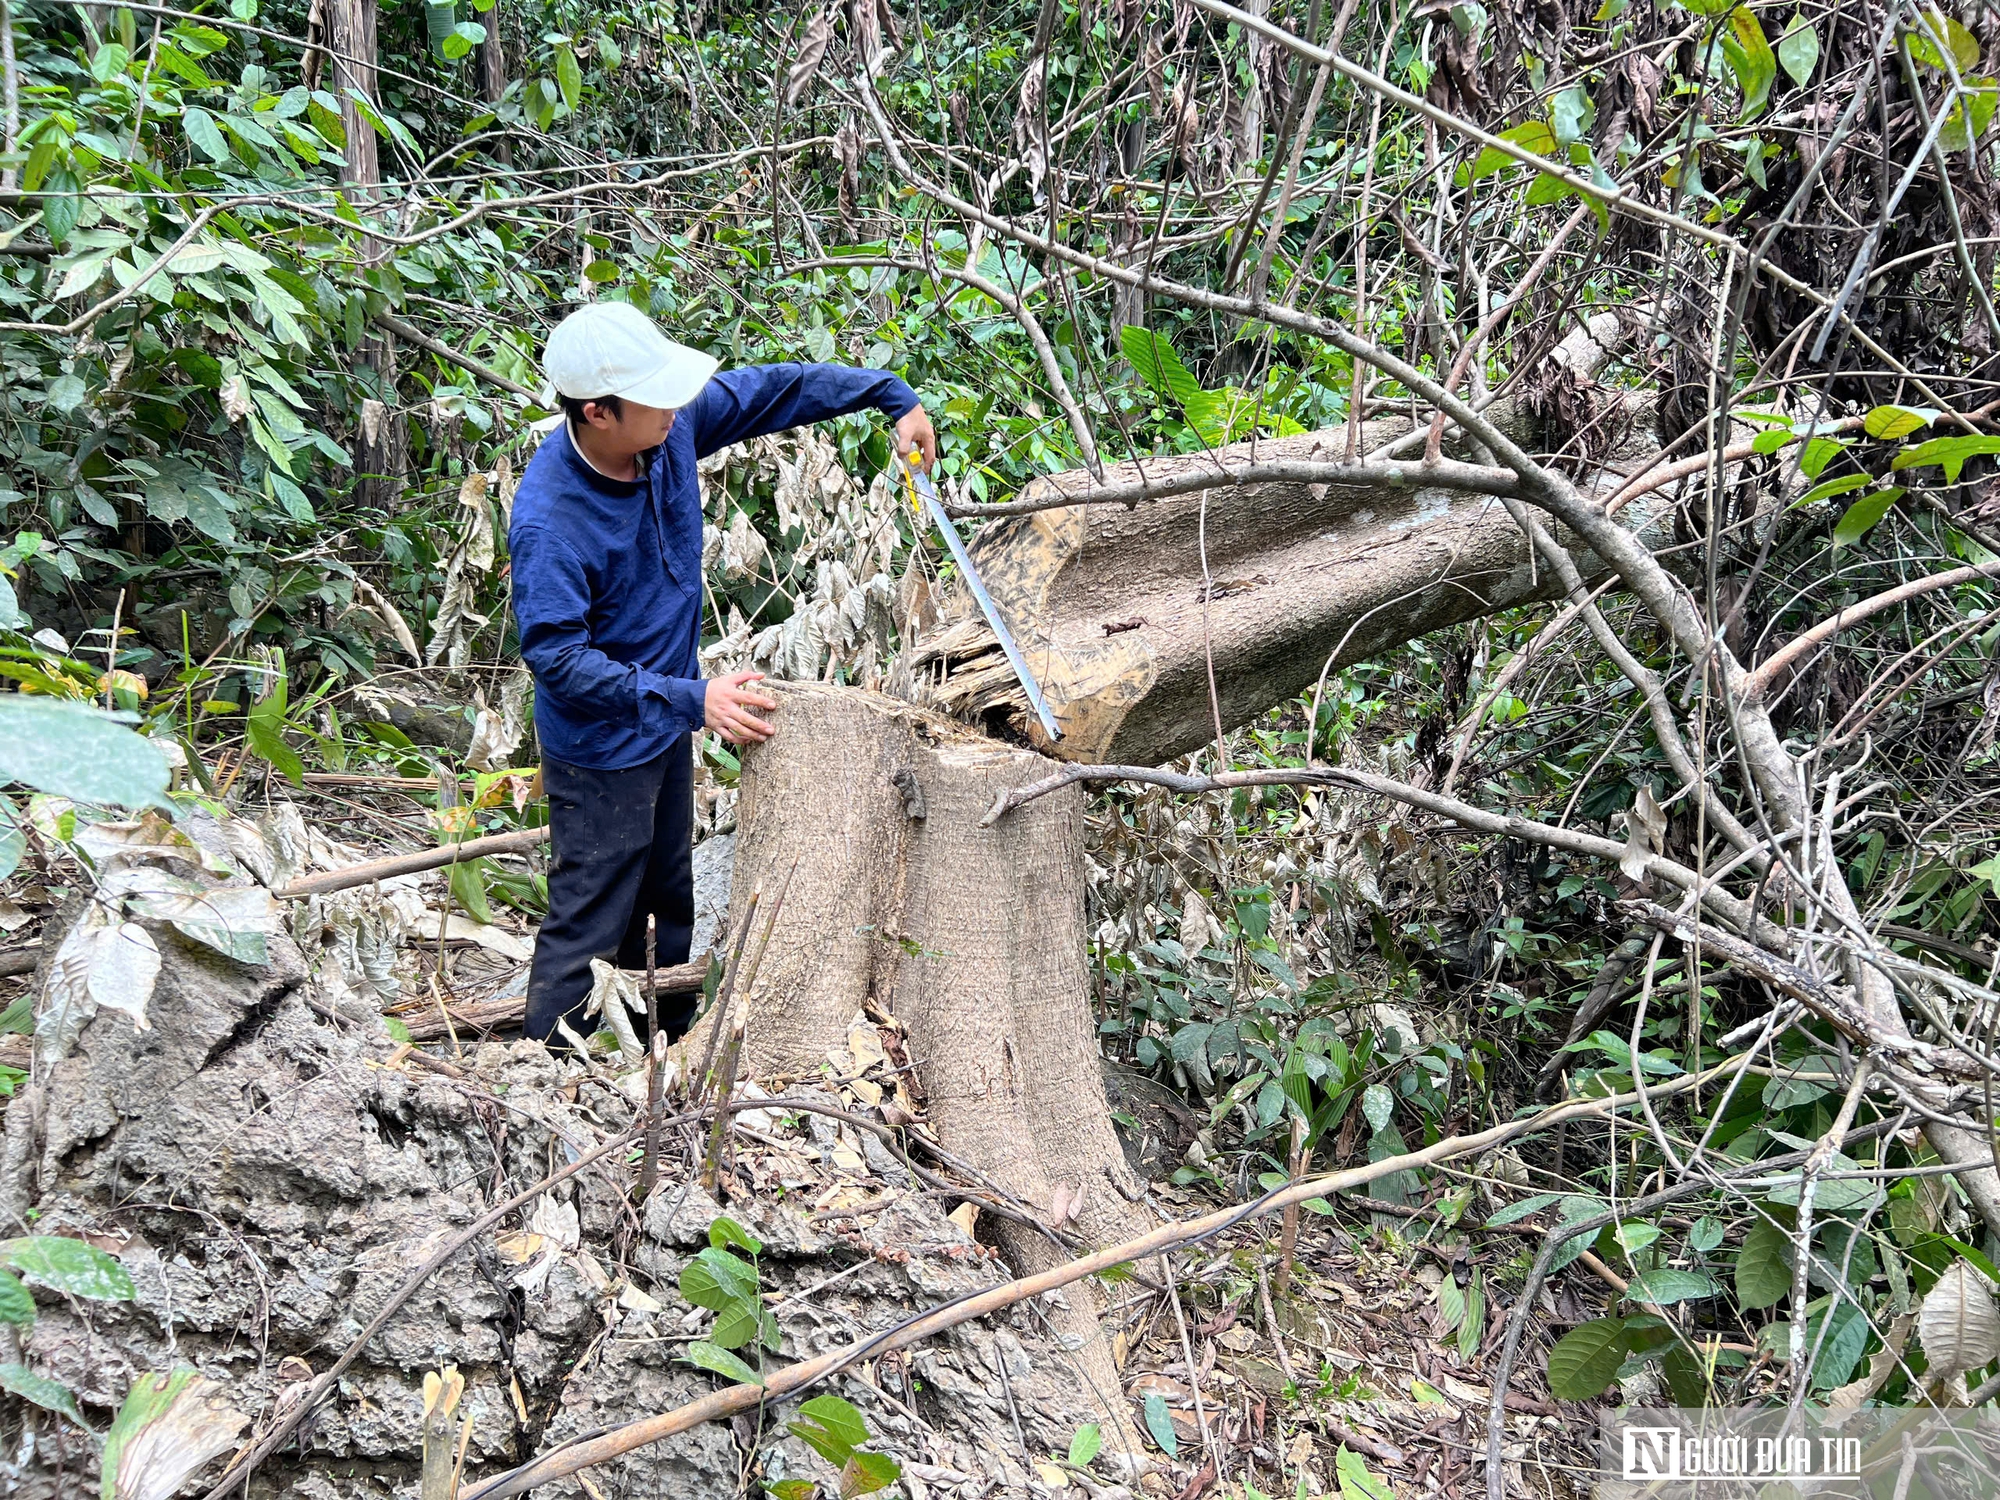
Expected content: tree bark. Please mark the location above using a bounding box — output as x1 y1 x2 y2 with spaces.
732 682 1148 1459
0 0 20 194
906 424 1660 764
328 0 381 196
478 3 512 167
902 315 1658 765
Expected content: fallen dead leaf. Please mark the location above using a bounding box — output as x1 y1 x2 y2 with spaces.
494 1232 545 1265
618 1284 664 1314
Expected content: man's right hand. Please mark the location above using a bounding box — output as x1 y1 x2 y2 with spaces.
704 671 778 744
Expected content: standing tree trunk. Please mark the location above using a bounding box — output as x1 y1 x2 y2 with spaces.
733 683 1148 1460
478 3 512 168
328 0 403 508
0 0 20 194
328 0 381 196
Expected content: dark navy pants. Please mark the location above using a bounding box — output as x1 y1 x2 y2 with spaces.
525 736 699 1043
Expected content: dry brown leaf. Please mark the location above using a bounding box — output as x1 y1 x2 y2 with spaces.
783 8 830 105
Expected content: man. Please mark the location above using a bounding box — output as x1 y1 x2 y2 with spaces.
509 300 935 1045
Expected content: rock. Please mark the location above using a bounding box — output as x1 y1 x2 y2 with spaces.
690 831 734 960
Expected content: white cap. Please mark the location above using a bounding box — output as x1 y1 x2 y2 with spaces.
543 302 718 409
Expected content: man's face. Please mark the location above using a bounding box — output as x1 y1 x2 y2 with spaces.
584 398 676 451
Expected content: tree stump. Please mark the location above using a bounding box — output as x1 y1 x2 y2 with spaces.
733 682 1149 1455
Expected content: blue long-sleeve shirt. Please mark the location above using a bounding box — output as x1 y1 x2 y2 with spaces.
508 362 920 769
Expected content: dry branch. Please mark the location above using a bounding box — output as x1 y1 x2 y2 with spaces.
981 760 1785 946
272 826 548 898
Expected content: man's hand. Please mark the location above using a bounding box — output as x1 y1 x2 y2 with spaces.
894 404 937 473
704 671 778 744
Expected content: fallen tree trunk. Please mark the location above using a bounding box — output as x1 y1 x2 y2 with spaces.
902 314 1670 764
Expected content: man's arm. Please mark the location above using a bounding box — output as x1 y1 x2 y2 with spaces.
686 363 922 460
511 527 705 734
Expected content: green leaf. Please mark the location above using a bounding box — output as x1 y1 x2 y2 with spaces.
1831 488 1902 547
1549 1196 1605 1273
1624 1268 1724 1305
447 857 495 925
424 0 457 56
1793 471 1872 506
1118 325 1202 405
1807 1300 1871 1390
0 820 24 882
42 167 82 243
1 1236 135 1301
1550 84 1592 145
0 1365 91 1430
708 1300 763 1349
1546 1316 1630 1400
681 1340 764 1385
383 1015 412 1043
769 1483 816 1500
244 680 302 788
1762 1073 1830 1109
1434 1274 1467 1335
1864 404 1940 439
840 1451 902 1499
583 258 621 284
1736 1214 1793 1308
1799 435 1849 479
1690 1217 1726 1254
1069 1422 1103 1467
1469 119 1557 180
1909 7 1981 73
1751 428 1798 455
709 1216 763 1255
1613 1221 1662 1256
1483 1192 1562 1226
1361 1082 1394 1133
1721 9 1776 116
0 1268 35 1326
1777 13 1819 84
1891 433 2000 483
1941 81 2000 153
91 41 132 82
1458 1270 1485 1361
792 1393 870 1468
0 700 167 807
1335 1443 1396 1500
181 105 231 163
1141 1391 1178 1459
679 1245 759 1311
555 43 582 111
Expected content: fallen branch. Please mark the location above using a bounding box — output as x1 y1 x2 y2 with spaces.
1744 557 2000 698
273 826 548 898
460 1061 1746 1500
937 455 1523 519
1625 901 1989 1079
982 762 1783 948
